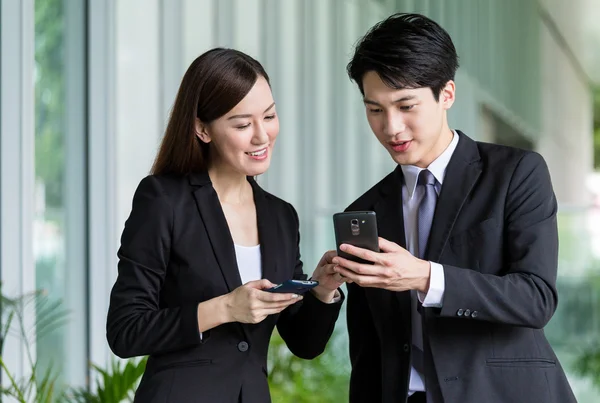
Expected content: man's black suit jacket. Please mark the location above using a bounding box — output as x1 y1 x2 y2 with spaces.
106 172 343 403
346 131 576 403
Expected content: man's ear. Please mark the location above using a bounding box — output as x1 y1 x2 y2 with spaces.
440 80 456 110
195 118 211 144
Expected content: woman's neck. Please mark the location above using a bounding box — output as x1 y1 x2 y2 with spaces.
208 164 252 205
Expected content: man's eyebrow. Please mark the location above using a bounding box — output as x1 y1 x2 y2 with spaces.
363 95 417 106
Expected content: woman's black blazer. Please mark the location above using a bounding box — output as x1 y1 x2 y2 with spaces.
106 172 343 403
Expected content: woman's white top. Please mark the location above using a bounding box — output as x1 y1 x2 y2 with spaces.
234 244 262 284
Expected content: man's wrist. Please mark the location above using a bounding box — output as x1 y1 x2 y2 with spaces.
416 259 431 293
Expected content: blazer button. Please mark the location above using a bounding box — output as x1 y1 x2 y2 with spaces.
237 341 249 352
403 343 410 352
471 311 478 318
456 309 464 316
464 309 471 317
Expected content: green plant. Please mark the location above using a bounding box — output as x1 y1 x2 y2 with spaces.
0 289 70 402
267 326 350 403
575 345 600 389
69 357 147 403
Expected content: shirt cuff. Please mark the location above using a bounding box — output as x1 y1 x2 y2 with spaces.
327 289 342 304
418 262 445 308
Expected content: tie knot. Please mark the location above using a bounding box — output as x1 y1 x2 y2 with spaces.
418 169 436 186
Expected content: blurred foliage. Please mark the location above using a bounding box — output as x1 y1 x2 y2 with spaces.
69 357 147 403
1 285 146 403
546 274 600 349
268 326 350 402
593 86 600 169
575 345 600 389
35 0 65 208
34 0 70 390
0 288 70 402
577 75 600 392
570 272 600 390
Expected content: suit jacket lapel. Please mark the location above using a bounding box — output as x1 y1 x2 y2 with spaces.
374 166 406 249
426 131 482 262
373 167 411 309
250 178 279 282
190 172 243 292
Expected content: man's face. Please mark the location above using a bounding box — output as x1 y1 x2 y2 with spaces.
361 71 455 168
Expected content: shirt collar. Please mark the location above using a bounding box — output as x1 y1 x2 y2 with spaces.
400 130 460 199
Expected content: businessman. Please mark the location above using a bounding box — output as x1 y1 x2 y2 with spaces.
333 13 576 403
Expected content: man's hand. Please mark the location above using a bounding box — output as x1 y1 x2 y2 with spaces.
332 237 431 293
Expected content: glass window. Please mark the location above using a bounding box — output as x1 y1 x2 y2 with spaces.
34 0 87 389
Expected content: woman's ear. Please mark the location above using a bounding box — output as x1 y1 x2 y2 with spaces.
195 118 211 144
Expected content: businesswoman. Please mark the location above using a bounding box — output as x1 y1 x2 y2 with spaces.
106 48 345 403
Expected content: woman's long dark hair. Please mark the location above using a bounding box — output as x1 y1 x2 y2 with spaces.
151 48 270 175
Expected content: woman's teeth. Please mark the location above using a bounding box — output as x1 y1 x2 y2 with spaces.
247 149 266 156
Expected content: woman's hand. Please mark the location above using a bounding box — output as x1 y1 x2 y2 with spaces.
224 279 302 324
310 250 346 303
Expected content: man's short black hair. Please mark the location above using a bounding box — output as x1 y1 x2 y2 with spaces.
347 13 459 101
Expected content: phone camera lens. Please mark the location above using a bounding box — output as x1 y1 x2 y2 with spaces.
351 219 359 225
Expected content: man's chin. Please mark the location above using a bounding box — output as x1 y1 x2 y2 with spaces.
390 152 420 167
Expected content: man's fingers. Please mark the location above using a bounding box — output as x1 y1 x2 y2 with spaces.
338 244 380 264
331 256 383 276
335 266 382 287
334 266 381 287
378 237 401 253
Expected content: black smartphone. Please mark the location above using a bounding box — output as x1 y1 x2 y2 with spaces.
266 279 319 294
333 211 379 264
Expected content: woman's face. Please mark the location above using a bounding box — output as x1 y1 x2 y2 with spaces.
197 76 279 177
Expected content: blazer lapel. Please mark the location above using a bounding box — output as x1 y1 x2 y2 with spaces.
190 172 243 292
373 167 411 309
374 166 407 249
426 131 482 262
249 178 279 283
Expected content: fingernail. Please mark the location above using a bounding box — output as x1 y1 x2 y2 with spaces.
292 294 299 298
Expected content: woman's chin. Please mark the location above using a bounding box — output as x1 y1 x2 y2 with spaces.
243 163 270 177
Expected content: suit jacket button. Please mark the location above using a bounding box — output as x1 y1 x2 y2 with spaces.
471 311 478 318
464 309 471 317
457 309 464 316
403 343 410 352
238 341 249 352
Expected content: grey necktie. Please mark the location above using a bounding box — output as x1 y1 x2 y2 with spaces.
411 169 438 376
